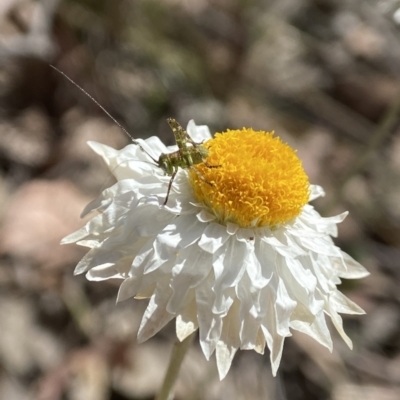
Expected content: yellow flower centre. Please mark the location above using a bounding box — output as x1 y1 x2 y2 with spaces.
190 128 310 228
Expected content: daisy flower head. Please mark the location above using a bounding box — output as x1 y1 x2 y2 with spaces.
62 120 369 379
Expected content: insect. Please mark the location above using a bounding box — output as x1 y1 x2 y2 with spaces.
50 65 215 205
161 118 218 204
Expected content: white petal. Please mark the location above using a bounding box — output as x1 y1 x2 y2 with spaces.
297 235 342 257
89 137 165 163
244 246 272 289
329 290 365 315
176 300 198 341
237 231 273 289
226 223 239 235
216 302 240 379
127 242 178 298
324 295 353 349
198 222 230 253
129 204 173 237
262 231 306 258
254 330 266 355
73 230 143 276
298 209 348 238
306 254 332 293
137 277 174 343
333 252 370 279
143 236 178 274
275 277 297 336
212 238 248 313
196 209 216 223
256 240 277 286
236 275 263 349
309 185 325 201
86 264 124 281
196 272 222 360
61 225 96 245
239 316 262 351
64 184 136 241
290 311 333 351
117 276 141 302
277 255 323 317
142 136 169 157
80 180 138 218
186 120 212 142
167 247 212 313
88 141 161 181
117 257 166 302
261 297 286 377
88 140 122 160
157 215 203 252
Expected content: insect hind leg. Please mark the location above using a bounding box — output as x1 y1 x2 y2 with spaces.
163 170 178 206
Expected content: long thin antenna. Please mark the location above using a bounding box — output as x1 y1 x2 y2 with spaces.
50 64 158 163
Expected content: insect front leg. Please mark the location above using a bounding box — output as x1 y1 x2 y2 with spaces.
191 166 214 187
203 161 220 169
163 169 178 206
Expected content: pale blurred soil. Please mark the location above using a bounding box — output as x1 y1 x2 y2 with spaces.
1 0 400 399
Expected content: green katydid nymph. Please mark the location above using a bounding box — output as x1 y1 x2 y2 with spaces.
50 65 216 205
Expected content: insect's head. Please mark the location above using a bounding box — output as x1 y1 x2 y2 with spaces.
158 153 174 175
198 145 209 159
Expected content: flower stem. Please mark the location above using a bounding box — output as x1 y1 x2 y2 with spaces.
155 332 196 400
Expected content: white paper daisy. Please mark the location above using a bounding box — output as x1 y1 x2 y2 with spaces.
62 120 369 379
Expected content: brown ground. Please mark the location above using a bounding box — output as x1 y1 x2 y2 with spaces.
1 1 400 399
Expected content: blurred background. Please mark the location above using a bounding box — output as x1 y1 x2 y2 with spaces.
0 0 400 399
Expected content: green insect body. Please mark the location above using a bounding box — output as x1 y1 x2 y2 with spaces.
159 119 209 174
159 118 212 205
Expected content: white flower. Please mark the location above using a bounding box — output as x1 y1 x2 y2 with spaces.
62 120 369 379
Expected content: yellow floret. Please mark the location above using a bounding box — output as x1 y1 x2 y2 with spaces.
190 128 310 228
